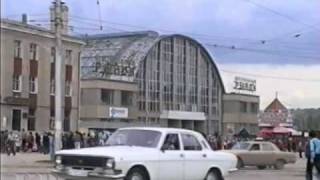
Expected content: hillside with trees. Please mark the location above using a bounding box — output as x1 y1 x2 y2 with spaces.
292 108 320 131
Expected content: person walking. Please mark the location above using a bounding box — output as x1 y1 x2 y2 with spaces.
43 132 49 154
21 129 27 152
306 130 320 180
74 131 81 149
6 132 16 156
298 140 303 158
35 132 41 152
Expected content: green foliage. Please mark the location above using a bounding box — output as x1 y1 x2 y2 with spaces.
292 108 320 131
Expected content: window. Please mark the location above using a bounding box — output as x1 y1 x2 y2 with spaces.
262 143 275 151
121 91 132 106
101 89 113 105
65 50 72 64
28 109 36 131
12 109 22 131
29 43 37 60
250 144 260 151
12 75 22 92
64 111 70 131
14 40 21 58
50 79 55 95
162 134 180 150
251 103 258 113
240 101 247 113
29 77 38 94
181 133 202 151
65 81 71 96
51 47 56 63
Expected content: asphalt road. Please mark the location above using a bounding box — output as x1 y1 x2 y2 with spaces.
227 158 307 180
1 153 314 180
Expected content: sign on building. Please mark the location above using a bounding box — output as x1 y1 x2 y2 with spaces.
109 107 128 118
233 76 256 92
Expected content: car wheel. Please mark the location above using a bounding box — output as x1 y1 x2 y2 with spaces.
125 167 148 180
274 160 285 170
257 165 267 170
237 158 244 169
205 169 222 180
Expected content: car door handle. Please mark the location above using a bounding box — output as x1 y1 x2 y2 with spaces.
202 154 207 158
180 154 184 158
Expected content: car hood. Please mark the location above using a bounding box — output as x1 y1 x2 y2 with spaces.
56 146 158 158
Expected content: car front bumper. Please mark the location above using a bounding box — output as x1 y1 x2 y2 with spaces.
228 168 238 173
52 167 125 180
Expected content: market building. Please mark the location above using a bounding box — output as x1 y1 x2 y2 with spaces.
79 31 225 134
222 93 260 137
0 7 84 131
259 96 293 129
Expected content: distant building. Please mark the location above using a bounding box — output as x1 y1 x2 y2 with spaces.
0 7 84 131
259 97 292 128
79 31 225 134
223 93 260 136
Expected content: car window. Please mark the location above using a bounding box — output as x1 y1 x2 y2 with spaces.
162 134 180 150
250 144 260 151
232 142 250 150
181 133 202 151
262 143 275 151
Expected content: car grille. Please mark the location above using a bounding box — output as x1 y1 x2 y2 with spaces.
61 155 106 167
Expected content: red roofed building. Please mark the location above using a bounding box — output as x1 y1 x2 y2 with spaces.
259 96 292 128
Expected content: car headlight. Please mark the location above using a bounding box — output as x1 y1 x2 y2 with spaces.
106 158 115 169
55 156 62 165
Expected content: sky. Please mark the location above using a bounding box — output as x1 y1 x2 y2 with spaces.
1 0 320 109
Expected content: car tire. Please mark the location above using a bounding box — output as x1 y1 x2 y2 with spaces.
125 167 149 180
205 169 223 180
274 160 285 170
257 165 267 170
237 158 244 169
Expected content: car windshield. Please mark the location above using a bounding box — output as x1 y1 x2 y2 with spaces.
232 142 251 150
105 129 161 148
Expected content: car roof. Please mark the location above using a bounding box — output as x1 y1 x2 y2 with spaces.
241 141 273 144
118 127 200 135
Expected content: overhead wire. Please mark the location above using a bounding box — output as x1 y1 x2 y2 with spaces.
220 69 320 82
241 0 320 31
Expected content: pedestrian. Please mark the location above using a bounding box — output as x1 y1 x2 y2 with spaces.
27 132 34 152
43 132 49 154
74 131 81 149
67 132 75 149
35 132 41 152
21 129 27 152
13 132 21 153
305 130 320 180
298 140 303 158
6 132 16 156
49 132 55 161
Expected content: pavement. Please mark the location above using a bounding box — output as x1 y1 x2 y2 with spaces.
0 152 316 180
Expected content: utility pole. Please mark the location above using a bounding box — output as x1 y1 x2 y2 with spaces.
54 0 63 153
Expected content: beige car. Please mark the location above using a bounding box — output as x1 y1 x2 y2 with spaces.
224 141 296 170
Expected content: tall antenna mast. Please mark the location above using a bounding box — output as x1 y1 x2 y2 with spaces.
97 0 103 31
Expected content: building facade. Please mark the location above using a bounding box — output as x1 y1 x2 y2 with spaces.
223 93 259 136
80 31 225 134
259 97 292 128
0 17 83 132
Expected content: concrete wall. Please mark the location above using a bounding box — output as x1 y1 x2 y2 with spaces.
223 93 260 136
0 20 83 131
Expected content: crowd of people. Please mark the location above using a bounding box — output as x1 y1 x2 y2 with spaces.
0 129 112 157
1 129 54 156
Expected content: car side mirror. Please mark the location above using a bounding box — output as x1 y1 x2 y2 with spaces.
161 145 167 152
161 144 169 152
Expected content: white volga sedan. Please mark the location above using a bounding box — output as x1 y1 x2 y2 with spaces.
52 127 237 180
